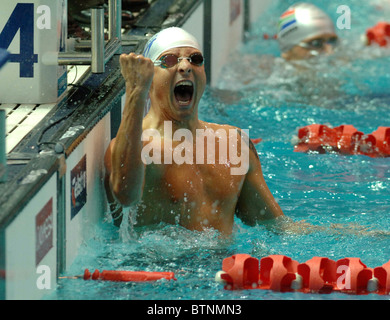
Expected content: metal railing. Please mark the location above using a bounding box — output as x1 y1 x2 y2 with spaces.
58 0 122 73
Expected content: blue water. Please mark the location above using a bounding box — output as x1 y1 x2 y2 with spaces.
47 0 390 300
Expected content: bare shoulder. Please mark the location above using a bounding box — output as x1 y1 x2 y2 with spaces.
201 121 252 145
198 120 256 157
199 120 242 133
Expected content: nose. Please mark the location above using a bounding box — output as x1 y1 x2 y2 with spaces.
323 43 334 55
178 58 192 74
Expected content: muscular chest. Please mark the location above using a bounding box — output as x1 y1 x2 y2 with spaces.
140 162 244 231
142 125 247 200
158 162 244 202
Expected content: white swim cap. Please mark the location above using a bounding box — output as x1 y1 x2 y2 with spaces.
143 27 202 62
277 3 336 53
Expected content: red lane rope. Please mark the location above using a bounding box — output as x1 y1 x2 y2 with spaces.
217 254 390 295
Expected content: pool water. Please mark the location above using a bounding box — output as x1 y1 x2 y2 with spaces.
47 0 390 300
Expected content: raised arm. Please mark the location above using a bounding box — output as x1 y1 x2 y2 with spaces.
104 53 154 207
235 139 284 225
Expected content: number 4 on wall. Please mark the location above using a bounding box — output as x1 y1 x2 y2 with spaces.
0 3 38 78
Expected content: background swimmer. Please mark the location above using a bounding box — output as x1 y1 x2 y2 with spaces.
277 2 339 60
215 2 372 106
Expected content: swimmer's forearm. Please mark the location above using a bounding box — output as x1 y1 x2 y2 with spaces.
110 89 146 206
111 52 153 206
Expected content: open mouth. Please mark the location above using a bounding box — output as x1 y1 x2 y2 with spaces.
174 80 194 106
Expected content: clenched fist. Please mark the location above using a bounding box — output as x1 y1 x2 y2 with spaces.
119 52 154 96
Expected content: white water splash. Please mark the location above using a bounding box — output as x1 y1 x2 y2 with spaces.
119 205 138 242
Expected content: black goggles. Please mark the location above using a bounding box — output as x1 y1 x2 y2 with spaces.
298 37 339 50
154 53 204 68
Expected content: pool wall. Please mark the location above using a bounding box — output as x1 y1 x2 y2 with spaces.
0 0 273 300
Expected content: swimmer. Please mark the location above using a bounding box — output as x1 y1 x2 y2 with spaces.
104 27 284 235
277 3 339 60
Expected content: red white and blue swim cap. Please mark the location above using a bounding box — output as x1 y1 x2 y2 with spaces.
277 3 336 53
143 27 202 62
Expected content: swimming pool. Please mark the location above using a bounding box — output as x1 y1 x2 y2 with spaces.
46 0 390 300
